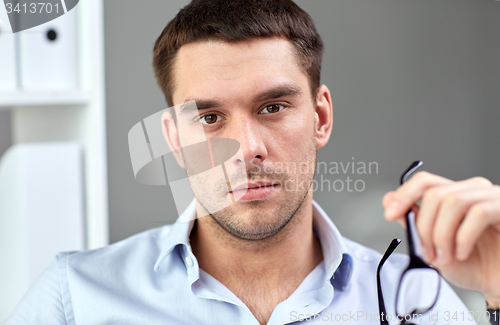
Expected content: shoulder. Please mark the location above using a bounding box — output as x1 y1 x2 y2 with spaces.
6 225 176 324
63 224 174 272
6 257 66 324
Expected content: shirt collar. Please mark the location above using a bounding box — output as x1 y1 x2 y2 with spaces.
153 199 353 290
310 201 354 292
153 200 197 271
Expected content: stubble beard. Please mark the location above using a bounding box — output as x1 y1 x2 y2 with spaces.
190 135 317 242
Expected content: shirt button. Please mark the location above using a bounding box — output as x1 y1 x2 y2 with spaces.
185 256 194 267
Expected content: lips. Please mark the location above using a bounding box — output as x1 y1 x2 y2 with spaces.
230 181 279 201
230 181 275 192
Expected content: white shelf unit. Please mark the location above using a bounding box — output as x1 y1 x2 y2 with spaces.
0 0 108 250
0 91 90 107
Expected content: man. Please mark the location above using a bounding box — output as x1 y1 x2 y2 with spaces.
7 0 500 324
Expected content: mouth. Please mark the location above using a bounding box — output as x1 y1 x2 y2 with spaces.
229 181 280 201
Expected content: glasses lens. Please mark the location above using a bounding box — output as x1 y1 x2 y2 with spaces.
396 268 440 316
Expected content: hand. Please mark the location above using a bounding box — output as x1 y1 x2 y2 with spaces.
382 171 500 308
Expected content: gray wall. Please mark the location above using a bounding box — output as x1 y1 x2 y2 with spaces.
104 0 500 319
301 0 500 250
104 0 190 240
105 0 500 245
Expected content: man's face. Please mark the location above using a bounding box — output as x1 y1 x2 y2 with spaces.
170 37 323 240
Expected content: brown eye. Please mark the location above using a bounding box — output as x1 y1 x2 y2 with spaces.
261 104 284 114
200 114 222 124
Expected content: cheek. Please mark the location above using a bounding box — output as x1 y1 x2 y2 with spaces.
270 111 316 159
281 109 316 141
176 118 210 147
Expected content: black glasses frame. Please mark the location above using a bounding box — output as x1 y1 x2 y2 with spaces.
377 161 442 325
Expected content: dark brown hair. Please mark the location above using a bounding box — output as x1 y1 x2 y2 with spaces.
152 0 324 108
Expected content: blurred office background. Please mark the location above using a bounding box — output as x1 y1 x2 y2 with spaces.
1 0 499 323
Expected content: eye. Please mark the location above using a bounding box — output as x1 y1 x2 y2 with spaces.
260 104 285 114
199 113 223 125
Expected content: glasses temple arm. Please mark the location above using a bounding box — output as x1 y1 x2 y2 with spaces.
377 238 402 325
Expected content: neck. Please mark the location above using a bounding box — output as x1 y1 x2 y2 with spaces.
189 197 323 289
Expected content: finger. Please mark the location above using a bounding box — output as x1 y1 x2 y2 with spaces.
432 186 498 266
384 171 451 221
382 191 396 209
397 204 420 229
456 189 500 261
384 191 417 227
418 177 493 263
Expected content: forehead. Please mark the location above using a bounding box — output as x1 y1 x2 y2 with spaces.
172 37 308 105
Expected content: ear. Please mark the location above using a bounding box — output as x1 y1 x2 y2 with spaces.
314 84 333 150
161 110 185 169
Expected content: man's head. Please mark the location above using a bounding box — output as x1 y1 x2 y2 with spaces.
154 0 333 241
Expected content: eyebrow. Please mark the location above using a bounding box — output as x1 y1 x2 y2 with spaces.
180 83 302 113
251 83 302 103
181 99 223 112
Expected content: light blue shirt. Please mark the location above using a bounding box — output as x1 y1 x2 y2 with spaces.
7 200 475 325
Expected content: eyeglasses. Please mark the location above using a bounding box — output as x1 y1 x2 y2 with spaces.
377 161 442 325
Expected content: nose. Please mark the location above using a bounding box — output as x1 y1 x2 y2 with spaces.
227 117 267 166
